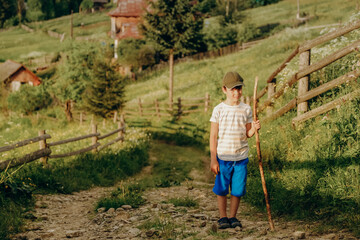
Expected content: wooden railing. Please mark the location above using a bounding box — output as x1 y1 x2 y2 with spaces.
124 93 211 120
0 118 125 172
255 20 360 126
139 39 264 78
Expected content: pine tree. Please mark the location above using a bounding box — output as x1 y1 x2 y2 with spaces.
83 59 126 118
0 0 16 27
140 0 205 105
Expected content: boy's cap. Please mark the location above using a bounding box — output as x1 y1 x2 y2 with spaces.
222 72 245 88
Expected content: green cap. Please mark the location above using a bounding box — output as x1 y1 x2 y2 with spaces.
222 72 245 88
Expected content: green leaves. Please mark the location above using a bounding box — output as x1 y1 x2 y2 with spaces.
141 0 206 56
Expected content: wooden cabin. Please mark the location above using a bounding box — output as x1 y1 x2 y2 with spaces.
0 60 41 92
108 0 146 41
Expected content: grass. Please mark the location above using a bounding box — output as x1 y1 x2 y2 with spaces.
164 196 199 208
0 27 62 62
0 11 111 63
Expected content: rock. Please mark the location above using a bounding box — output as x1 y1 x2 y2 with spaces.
65 230 83 238
128 228 141 237
40 232 54 238
116 207 124 212
196 230 208 238
107 208 115 214
260 229 267 236
200 221 207 227
235 226 242 232
152 203 158 208
294 231 306 239
97 207 106 213
192 214 207 220
121 205 132 210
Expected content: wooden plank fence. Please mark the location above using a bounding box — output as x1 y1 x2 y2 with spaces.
0 117 126 172
253 20 360 126
123 93 211 120
139 39 264 78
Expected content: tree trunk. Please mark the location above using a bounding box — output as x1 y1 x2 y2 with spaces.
169 49 174 109
65 100 73 122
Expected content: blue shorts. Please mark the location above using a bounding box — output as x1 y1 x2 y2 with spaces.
213 157 249 197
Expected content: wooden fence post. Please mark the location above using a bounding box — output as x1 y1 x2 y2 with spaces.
118 114 125 142
138 98 143 116
92 124 98 153
205 92 210 112
39 130 48 166
177 97 182 119
155 99 160 118
113 111 117 123
267 78 276 116
80 112 83 126
298 50 311 115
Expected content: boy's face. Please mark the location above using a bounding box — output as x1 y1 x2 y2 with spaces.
222 85 242 102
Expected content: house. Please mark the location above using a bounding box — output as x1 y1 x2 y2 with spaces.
0 60 41 92
108 0 147 58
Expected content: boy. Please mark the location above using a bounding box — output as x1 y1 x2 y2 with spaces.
209 71 261 229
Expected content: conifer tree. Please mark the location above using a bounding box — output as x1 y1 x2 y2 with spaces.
83 58 126 118
140 0 205 105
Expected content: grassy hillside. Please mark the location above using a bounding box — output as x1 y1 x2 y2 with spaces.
0 11 110 63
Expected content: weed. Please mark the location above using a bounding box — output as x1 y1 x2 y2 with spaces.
165 196 199 208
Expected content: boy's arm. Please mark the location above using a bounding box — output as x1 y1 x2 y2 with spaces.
246 120 261 138
210 122 219 175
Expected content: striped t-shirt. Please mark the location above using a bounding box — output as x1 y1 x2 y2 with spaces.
210 102 253 161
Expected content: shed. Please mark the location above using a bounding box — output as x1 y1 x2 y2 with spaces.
108 0 147 40
0 60 41 91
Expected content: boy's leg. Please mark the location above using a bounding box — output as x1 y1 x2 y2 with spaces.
229 195 240 218
217 195 227 218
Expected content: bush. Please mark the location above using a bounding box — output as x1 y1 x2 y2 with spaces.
7 85 52 114
80 0 94 12
238 21 261 43
203 18 239 50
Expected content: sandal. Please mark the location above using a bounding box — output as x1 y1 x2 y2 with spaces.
217 217 231 229
228 217 242 228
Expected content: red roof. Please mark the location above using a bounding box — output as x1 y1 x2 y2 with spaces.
108 0 147 17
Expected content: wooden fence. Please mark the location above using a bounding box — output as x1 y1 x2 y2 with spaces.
123 93 211 120
0 118 125 172
139 39 263 78
254 20 360 126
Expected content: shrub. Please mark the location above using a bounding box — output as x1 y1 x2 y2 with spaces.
203 18 238 50
80 0 94 12
7 85 52 114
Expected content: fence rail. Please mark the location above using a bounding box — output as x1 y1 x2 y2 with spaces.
0 117 126 172
124 93 211 120
255 20 360 126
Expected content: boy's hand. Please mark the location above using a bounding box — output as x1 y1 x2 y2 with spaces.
210 160 219 175
253 120 261 130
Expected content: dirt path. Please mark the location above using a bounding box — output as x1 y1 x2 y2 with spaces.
13 144 358 240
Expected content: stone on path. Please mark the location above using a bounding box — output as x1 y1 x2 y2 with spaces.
293 231 306 239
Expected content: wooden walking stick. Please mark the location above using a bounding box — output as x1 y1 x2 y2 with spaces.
253 76 275 231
